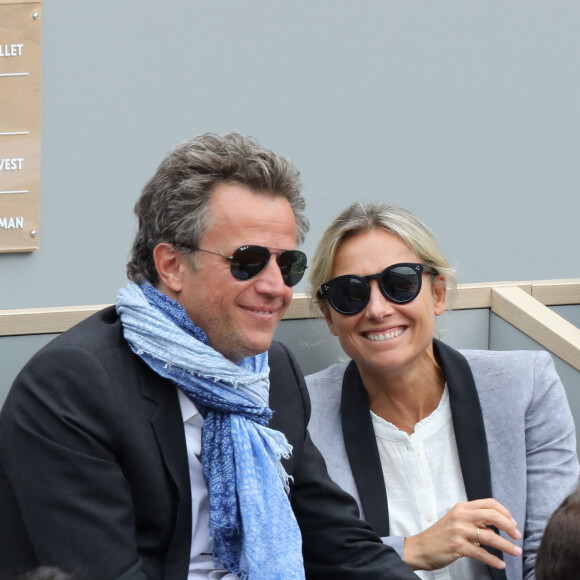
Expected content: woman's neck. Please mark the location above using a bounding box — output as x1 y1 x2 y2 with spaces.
359 353 446 435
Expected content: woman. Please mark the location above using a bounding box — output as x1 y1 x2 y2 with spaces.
306 201 579 580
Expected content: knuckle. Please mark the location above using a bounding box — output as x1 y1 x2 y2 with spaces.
448 535 464 553
448 504 466 521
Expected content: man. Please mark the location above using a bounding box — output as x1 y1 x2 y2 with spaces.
0 133 418 580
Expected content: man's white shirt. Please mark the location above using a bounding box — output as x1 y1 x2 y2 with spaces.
178 390 237 579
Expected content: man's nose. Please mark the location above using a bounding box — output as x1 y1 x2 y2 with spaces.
253 256 288 294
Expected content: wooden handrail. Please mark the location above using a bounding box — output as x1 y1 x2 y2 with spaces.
1 279 580 370
491 286 580 370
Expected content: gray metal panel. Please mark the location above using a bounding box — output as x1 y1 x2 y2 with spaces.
436 309 490 351
552 304 580 328
0 334 56 404
490 312 580 453
274 319 346 378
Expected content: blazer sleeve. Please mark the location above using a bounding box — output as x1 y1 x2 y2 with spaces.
293 435 418 579
521 351 579 579
269 342 419 580
0 344 148 580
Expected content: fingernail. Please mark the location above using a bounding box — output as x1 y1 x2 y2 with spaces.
511 518 517 525
515 529 522 540
513 546 522 556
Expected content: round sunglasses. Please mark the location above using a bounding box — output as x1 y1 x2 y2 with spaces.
318 262 438 315
183 244 307 287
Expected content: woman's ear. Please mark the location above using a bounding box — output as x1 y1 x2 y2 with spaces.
432 275 447 316
319 302 339 336
153 243 185 293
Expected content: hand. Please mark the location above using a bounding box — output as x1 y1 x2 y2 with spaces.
402 498 522 571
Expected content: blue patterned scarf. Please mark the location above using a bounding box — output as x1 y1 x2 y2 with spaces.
116 282 305 580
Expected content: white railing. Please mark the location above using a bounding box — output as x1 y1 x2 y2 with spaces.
1 279 580 371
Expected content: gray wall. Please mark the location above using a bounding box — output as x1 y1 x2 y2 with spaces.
1 3 579 434
1 1 579 311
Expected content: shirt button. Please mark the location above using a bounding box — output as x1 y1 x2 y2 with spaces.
425 514 433 523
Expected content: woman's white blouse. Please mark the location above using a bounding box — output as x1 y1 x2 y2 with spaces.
372 386 490 579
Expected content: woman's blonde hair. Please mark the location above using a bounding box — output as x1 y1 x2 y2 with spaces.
309 201 456 310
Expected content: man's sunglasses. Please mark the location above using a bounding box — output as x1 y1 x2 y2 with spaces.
184 244 308 287
318 262 438 315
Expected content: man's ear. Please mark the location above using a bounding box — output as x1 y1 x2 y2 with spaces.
153 243 185 293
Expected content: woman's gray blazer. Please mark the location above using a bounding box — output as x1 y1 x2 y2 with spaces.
305 339 579 580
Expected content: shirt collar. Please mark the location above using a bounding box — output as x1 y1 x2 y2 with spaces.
177 389 205 426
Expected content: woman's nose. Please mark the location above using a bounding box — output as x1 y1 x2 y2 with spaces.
364 280 395 319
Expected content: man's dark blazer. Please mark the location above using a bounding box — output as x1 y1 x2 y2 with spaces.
0 306 418 580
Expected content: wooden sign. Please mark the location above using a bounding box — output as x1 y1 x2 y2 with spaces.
0 0 41 252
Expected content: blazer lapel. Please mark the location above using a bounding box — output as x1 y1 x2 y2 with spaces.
434 340 506 580
434 340 492 500
139 361 192 579
341 360 390 536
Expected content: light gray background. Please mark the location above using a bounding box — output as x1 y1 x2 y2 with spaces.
1 2 579 440
1 1 579 309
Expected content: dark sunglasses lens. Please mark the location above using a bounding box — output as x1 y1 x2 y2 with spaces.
277 251 307 287
230 246 270 280
328 276 370 314
381 266 421 303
